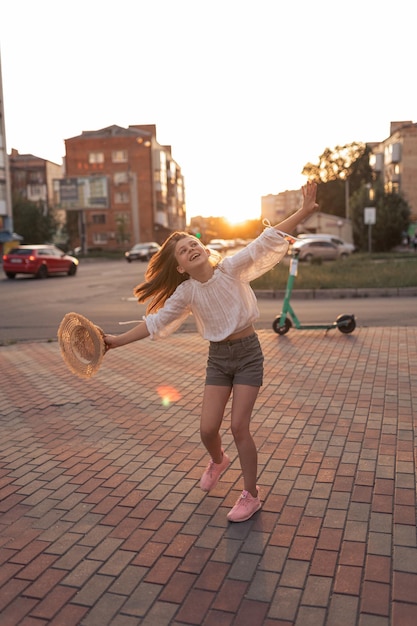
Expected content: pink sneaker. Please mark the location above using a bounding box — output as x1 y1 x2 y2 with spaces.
227 488 261 522
200 452 230 492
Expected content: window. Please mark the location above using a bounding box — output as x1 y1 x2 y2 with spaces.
116 212 130 224
115 213 130 244
114 171 129 185
28 171 43 183
115 191 129 204
168 160 177 183
92 214 106 224
89 152 104 164
112 150 128 163
92 232 108 244
15 171 26 184
28 184 47 202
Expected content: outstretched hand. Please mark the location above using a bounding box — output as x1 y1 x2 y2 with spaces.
270 180 319 236
103 321 150 350
302 181 319 215
103 334 119 350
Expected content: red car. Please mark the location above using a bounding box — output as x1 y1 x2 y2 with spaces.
2 245 79 279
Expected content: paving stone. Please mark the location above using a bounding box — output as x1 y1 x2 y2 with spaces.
140 600 179 626
360 581 390 616
279 559 309 589
121 581 163 617
76 592 126 626
174 588 215 623
247 570 280 602
327 594 359 626
0 327 416 624
269 586 303 621
295 606 326 626
301 574 332 607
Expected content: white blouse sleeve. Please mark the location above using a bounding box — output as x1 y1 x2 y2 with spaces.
221 228 289 282
144 282 192 340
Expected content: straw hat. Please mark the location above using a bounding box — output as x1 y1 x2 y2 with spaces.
57 312 107 379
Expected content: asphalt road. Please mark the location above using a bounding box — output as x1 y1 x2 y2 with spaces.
1 259 417 344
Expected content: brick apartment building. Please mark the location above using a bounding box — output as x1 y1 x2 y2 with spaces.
7 150 64 246
62 124 186 252
9 150 63 210
369 121 417 222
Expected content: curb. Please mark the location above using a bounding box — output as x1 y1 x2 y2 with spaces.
254 286 417 299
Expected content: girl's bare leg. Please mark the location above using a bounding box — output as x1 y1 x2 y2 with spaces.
230 384 260 497
200 385 231 463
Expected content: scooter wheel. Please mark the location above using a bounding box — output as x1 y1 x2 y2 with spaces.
273 315 292 335
336 314 356 334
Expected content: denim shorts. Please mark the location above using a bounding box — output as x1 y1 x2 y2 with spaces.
205 333 264 387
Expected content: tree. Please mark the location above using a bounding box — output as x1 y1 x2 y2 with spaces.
302 142 374 217
63 211 80 251
12 194 58 244
350 181 410 252
301 141 411 251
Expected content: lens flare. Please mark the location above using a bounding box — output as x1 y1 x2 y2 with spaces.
156 385 181 407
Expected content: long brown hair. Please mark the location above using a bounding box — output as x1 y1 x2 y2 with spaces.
134 232 221 314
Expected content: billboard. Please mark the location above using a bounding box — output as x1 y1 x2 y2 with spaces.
54 176 109 210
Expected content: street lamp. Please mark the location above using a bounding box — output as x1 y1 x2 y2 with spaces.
364 184 376 255
339 171 350 220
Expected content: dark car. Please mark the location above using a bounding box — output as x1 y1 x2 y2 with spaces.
125 242 161 262
2 245 79 279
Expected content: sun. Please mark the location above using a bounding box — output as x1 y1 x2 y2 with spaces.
224 208 261 225
225 215 250 226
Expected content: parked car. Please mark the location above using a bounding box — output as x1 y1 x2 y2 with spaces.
297 233 355 254
291 238 350 262
125 242 161 262
207 238 228 252
2 245 79 279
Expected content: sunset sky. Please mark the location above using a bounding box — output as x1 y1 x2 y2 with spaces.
1 0 414 223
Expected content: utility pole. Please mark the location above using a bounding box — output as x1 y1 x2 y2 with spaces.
345 177 350 220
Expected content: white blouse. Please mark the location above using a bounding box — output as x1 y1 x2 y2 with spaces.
144 227 289 342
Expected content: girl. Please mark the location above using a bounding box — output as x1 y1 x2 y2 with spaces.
104 181 318 522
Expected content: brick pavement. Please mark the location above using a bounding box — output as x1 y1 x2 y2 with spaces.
0 327 416 626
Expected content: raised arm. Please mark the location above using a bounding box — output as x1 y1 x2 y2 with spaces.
273 181 318 235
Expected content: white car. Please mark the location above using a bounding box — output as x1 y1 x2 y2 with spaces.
297 233 355 254
207 238 228 252
291 238 350 262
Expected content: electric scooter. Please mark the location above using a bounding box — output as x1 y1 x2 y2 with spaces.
272 249 356 335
